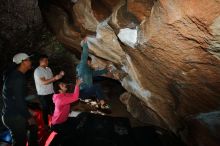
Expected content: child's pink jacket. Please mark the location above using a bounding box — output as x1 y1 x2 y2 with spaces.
51 86 79 125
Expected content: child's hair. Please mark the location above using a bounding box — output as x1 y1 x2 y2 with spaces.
54 81 62 94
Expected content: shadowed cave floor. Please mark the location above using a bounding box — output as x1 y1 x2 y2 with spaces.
0 76 186 146
69 77 186 146
41 77 186 146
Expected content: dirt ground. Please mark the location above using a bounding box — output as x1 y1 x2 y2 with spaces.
71 77 146 127
68 77 186 146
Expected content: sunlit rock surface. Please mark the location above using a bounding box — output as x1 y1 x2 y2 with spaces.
39 0 220 145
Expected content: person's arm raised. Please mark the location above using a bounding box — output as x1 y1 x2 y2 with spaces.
59 79 83 105
80 37 89 65
40 71 64 85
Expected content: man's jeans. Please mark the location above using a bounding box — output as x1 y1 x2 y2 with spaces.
38 94 54 126
80 84 106 100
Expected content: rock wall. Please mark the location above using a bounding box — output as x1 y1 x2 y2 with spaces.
0 0 43 87
39 0 220 145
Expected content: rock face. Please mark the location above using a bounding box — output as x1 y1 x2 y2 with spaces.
184 111 220 146
0 0 43 86
39 0 220 145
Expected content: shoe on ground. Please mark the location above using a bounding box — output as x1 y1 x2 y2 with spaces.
101 104 110 109
89 101 98 106
99 104 112 114
80 98 92 103
90 110 106 116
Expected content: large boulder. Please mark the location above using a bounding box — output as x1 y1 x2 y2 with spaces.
39 0 220 145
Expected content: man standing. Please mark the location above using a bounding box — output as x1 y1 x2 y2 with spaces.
2 53 38 146
34 54 64 128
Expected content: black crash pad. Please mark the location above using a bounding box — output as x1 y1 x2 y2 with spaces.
49 112 136 146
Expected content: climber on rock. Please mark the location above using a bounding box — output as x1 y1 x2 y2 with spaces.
76 37 112 114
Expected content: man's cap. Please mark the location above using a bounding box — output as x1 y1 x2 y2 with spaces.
13 53 32 64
